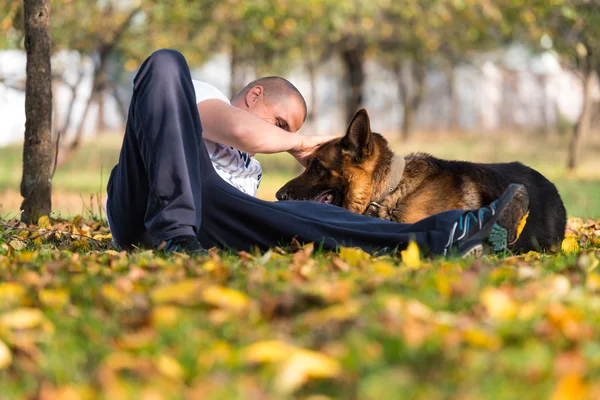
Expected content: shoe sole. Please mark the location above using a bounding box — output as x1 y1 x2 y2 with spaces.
460 184 530 258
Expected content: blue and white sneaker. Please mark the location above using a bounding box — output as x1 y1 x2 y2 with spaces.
445 184 530 258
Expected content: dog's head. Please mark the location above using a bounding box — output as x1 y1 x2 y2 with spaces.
276 109 389 213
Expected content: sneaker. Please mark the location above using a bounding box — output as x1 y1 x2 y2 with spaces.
444 184 530 258
162 235 206 255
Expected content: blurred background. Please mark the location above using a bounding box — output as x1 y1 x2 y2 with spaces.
0 0 599 219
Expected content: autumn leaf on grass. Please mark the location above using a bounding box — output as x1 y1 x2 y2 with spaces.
275 349 341 394
462 327 502 351
0 282 27 309
0 339 12 369
0 307 45 330
242 340 297 364
339 247 369 267
37 215 51 229
39 289 70 309
480 287 517 320
202 285 251 312
401 241 421 269
8 239 26 251
561 237 580 255
550 374 588 400
155 354 185 380
150 279 204 306
371 261 396 277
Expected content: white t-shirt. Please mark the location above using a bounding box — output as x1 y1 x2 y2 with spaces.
192 80 263 196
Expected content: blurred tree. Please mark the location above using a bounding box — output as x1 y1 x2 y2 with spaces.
377 0 441 139
499 0 600 170
21 0 53 223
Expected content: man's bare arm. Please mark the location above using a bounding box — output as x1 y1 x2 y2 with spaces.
197 99 337 165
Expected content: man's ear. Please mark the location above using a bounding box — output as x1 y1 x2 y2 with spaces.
245 85 264 108
341 109 372 160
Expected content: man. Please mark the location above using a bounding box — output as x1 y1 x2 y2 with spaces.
106 49 529 257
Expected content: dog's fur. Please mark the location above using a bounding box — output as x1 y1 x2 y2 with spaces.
276 109 567 253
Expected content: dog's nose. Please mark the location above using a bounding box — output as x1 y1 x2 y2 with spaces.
276 188 289 201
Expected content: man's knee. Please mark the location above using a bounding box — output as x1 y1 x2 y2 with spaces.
148 49 188 78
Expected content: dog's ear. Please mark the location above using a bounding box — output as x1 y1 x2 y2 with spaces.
341 109 372 160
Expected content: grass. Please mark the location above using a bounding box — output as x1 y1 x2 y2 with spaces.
0 216 598 399
1 131 600 218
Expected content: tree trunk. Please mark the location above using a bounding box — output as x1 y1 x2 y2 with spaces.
306 61 318 128
20 0 53 224
340 44 365 123
396 59 426 140
230 43 240 99
567 68 596 171
96 91 107 133
444 63 460 131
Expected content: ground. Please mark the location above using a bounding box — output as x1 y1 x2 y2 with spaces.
0 132 599 398
0 215 599 399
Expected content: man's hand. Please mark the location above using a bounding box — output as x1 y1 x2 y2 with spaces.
288 134 339 167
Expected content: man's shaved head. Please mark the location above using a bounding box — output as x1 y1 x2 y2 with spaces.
234 76 308 124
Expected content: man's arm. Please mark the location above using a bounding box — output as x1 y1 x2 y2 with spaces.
197 99 337 165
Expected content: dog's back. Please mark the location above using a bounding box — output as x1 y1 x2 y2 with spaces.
413 155 567 251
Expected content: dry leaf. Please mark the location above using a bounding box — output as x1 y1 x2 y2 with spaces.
0 307 44 330
561 237 580 255
0 339 12 369
401 241 421 268
480 287 517 320
550 374 588 400
339 247 369 266
9 240 26 251
202 285 250 312
275 349 341 394
242 340 297 364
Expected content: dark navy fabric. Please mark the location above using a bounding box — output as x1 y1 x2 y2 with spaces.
107 49 465 254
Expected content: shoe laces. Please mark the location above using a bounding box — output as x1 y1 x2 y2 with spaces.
443 202 497 255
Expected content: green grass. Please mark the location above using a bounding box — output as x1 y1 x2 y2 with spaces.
2 132 600 218
0 216 599 399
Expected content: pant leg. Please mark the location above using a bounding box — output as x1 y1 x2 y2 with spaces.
107 49 212 248
197 172 464 255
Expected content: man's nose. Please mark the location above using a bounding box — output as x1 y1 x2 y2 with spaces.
276 188 289 201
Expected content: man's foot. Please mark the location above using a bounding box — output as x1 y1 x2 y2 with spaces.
444 184 530 257
161 235 206 255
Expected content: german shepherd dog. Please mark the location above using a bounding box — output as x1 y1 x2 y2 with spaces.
276 109 567 253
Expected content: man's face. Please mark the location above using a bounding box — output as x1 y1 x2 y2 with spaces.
244 86 305 133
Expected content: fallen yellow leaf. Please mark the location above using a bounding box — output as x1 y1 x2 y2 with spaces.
202 285 250 312
155 354 185 380
39 289 70 309
37 215 51 229
401 241 421 268
8 240 26 251
0 307 44 330
0 282 27 308
339 247 369 266
550 374 588 400
372 261 396 277
0 339 12 369
586 274 600 292
480 287 517 320
561 237 580 255
275 349 341 394
242 340 297 364
150 279 204 305
462 327 502 351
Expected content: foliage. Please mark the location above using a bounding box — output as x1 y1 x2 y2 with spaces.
0 216 599 398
